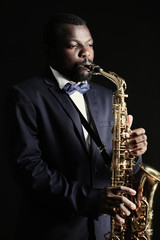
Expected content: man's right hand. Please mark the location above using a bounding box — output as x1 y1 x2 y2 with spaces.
98 186 136 224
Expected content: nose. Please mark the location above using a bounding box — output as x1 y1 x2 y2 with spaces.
79 46 90 58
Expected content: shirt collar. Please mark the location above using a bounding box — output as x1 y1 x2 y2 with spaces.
49 66 87 89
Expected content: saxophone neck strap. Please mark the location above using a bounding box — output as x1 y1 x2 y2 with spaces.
68 96 111 168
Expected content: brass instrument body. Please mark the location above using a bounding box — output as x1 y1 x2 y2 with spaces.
133 164 160 240
88 64 160 240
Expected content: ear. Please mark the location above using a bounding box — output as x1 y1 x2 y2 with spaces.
127 114 133 129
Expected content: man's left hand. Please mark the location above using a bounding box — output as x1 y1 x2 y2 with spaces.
127 115 148 157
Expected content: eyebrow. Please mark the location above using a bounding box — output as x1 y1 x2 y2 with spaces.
68 38 94 43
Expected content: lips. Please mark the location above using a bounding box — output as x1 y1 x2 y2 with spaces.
79 62 92 68
78 59 93 67
78 64 90 72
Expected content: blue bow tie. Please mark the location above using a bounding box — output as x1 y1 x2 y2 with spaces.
63 82 90 95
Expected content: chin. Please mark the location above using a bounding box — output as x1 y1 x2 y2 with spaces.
77 71 92 82
64 68 92 83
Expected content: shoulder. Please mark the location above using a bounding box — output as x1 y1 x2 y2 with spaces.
14 76 44 93
12 67 57 94
6 75 49 107
10 70 57 97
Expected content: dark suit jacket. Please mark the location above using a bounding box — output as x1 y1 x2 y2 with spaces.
5 68 141 240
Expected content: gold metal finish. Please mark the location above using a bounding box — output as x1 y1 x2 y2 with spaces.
88 64 160 240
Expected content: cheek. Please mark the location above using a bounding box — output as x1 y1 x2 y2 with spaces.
63 50 78 67
91 50 94 60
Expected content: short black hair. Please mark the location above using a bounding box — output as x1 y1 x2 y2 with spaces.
43 13 86 47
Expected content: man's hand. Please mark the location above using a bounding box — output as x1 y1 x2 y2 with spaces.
98 186 136 224
127 115 148 157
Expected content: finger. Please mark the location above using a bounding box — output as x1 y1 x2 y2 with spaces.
130 146 147 157
129 134 147 146
112 186 136 196
118 195 136 211
128 137 147 153
115 213 125 224
106 209 125 224
129 141 148 151
130 128 146 137
128 138 148 156
127 114 133 129
119 203 131 216
111 187 137 210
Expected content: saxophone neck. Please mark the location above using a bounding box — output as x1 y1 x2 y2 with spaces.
100 69 126 91
87 64 127 91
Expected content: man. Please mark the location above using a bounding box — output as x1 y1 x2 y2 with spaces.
5 13 147 240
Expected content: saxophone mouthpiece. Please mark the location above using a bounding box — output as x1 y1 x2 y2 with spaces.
87 64 101 74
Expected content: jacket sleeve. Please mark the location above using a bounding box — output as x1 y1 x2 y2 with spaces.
4 86 101 218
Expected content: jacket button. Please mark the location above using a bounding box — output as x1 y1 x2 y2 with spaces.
93 168 98 174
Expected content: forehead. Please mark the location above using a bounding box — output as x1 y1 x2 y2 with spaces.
57 23 93 42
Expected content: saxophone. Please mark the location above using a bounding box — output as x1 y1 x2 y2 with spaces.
87 64 160 240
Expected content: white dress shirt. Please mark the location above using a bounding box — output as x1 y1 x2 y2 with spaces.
50 67 90 147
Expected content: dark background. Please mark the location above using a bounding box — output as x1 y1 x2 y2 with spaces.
1 0 160 239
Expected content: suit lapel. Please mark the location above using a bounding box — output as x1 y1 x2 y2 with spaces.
85 84 104 162
50 86 83 137
43 72 89 153
85 84 100 133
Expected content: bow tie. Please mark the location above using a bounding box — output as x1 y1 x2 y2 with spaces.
63 82 90 95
